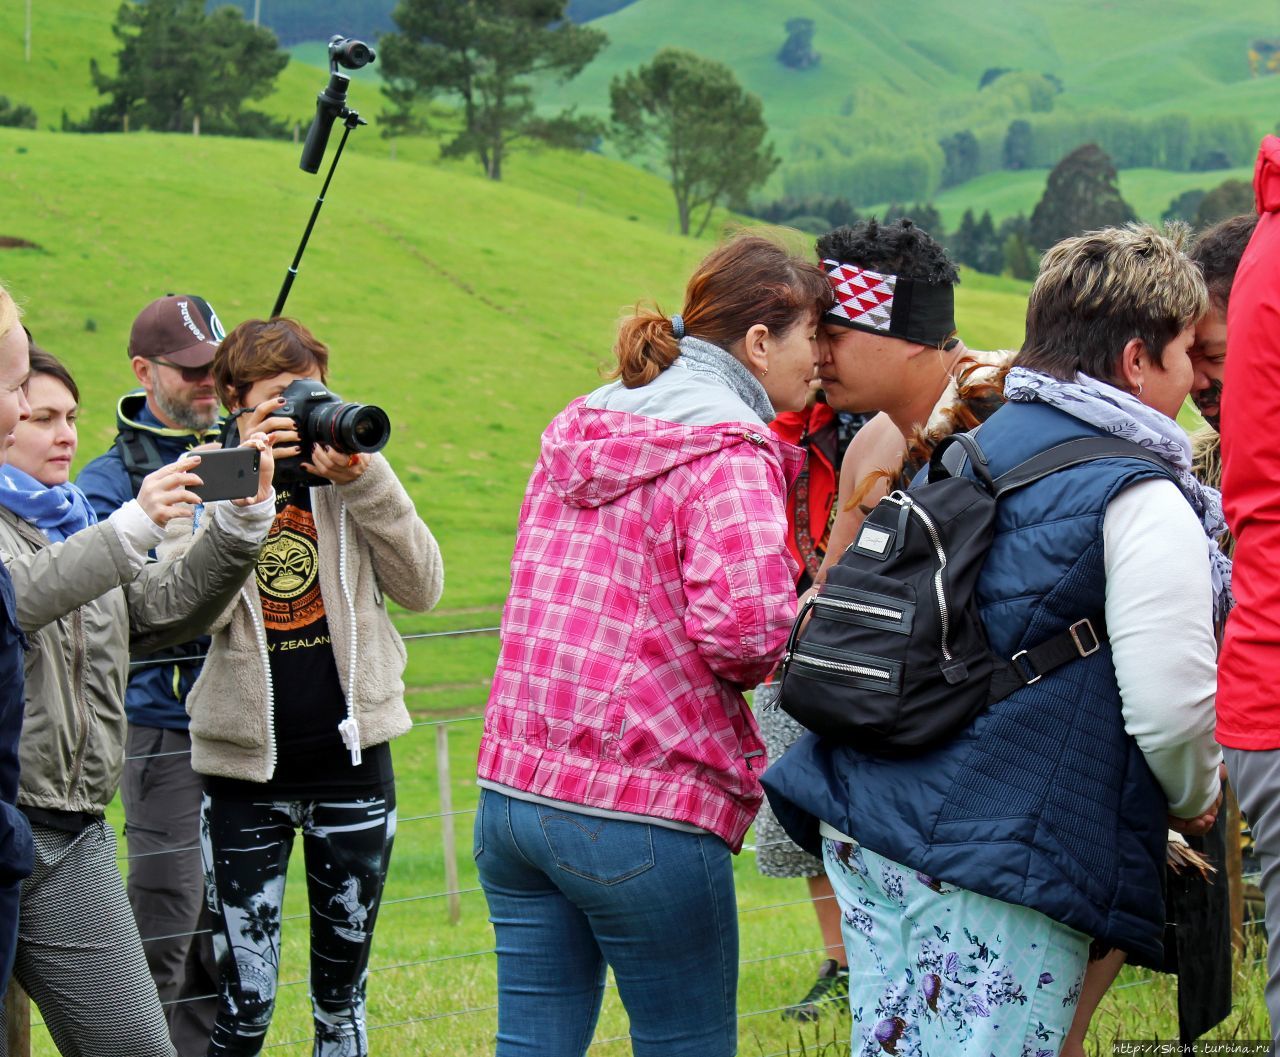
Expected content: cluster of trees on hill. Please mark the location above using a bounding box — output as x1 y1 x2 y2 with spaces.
85 0 287 136
751 142 1254 282
90 0 776 236
784 109 1258 208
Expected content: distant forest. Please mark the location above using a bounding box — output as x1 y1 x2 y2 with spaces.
211 0 638 46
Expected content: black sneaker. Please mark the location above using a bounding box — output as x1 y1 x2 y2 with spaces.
781 958 849 1021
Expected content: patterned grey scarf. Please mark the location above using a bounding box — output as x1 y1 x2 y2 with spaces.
1005 366 1232 618
674 336 775 423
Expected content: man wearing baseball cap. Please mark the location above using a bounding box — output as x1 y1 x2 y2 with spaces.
76 294 226 1056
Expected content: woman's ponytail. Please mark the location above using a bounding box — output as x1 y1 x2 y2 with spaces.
610 308 682 389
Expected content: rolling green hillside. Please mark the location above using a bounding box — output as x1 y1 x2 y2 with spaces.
0 126 1033 613
539 0 1279 204
543 0 1280 138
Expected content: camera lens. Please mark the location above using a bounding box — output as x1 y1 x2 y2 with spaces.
310 400 391 454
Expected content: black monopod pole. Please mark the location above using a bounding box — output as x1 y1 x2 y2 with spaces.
271 109 366 319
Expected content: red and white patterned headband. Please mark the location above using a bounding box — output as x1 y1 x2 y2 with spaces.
821 259 955 346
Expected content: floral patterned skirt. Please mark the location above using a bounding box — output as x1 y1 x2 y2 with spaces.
822 837 1089 1057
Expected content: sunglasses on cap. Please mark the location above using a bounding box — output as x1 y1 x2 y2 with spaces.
152 358 214 383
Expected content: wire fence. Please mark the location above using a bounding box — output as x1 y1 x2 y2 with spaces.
5 623 1268 1056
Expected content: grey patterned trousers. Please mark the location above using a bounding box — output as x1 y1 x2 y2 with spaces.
0 820 175 1057
754 682 823 879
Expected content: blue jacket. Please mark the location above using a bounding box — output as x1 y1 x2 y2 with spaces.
76 393 222 730
0 564 32 992
763 400 1174 963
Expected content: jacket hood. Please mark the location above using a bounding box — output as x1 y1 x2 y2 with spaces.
116 390 222 443
540 399 803 508
1257 134 1280 213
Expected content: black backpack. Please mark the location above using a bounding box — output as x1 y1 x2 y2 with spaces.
774 431 1177 755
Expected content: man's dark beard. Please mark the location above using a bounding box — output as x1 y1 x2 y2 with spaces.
153 382 218 432
1193 378 1223 432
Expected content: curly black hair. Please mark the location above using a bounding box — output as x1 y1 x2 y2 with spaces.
1189 213 1258 311
816 218 959 285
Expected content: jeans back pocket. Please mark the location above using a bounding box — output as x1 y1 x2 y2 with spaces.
538 809 655 885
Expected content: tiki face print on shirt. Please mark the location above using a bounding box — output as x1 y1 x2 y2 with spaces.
258 485 326 638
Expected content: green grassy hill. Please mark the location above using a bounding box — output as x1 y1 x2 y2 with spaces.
543 0 1280 139
0 126 1033 615
539 0 1278 206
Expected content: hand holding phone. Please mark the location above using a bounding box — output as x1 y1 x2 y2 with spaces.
188 447 261 503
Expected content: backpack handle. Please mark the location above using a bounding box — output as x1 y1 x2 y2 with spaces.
928 432 995 491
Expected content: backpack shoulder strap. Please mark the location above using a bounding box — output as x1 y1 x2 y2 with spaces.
993 437 1177 498
929 432 995 490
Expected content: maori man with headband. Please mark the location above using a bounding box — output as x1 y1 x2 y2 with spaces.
757 219 1006 1021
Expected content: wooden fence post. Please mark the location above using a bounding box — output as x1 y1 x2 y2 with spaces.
5 982 31 1057
436 724 461 925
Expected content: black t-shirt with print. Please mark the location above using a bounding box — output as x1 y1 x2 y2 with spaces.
204 484 391 801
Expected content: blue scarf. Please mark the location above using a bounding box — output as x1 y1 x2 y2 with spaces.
0 464 98 543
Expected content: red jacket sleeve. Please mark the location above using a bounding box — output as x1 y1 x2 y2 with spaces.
1217 134 1280 748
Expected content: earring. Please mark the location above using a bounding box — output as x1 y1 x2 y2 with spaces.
1135 384 1143 397
762 367 769 375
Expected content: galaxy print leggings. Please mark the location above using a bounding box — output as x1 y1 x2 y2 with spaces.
199 793 397 1057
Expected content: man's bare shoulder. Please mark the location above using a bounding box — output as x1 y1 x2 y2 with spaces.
842 412 908 481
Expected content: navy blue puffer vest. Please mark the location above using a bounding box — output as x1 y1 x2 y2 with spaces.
763 400 1175 962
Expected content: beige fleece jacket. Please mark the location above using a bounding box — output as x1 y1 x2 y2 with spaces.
162 454 444 782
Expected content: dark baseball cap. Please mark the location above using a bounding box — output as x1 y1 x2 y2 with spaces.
128 295 226 367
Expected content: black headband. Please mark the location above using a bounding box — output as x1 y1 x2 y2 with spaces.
822 259 956 347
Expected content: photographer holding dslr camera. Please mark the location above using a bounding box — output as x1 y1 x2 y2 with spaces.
163 317 443 1057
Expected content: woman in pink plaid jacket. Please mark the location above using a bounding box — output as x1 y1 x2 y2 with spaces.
475 234 834 1057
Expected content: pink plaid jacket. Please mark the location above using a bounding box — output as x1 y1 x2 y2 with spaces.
478 398 803 850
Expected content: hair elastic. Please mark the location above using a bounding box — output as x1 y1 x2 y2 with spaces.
671 314 685 340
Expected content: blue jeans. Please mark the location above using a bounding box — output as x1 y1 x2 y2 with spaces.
474 789 739 1057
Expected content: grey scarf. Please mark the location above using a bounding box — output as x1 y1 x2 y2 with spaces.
673 336 774 423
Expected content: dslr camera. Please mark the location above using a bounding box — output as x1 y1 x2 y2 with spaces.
272 379 391 486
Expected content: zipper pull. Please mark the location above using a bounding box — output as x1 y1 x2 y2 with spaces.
338 717 362 766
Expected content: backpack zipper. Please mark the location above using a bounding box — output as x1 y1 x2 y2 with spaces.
792 651 893 682
886 492 953 662
814 595 903 623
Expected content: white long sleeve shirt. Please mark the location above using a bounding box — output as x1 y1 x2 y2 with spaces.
1103 477 1222 818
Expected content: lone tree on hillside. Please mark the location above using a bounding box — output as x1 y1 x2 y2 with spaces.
611 48 778 236
1028 143 1135 250
379 0 607 181
778 18 819 70
87 0 288 135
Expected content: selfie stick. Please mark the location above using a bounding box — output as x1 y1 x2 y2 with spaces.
272 36 375 319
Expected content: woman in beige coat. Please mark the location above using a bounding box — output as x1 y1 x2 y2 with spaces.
0 342 275 1057
166 318 443 1057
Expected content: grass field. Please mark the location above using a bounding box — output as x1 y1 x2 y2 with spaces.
21 645 1260 1056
